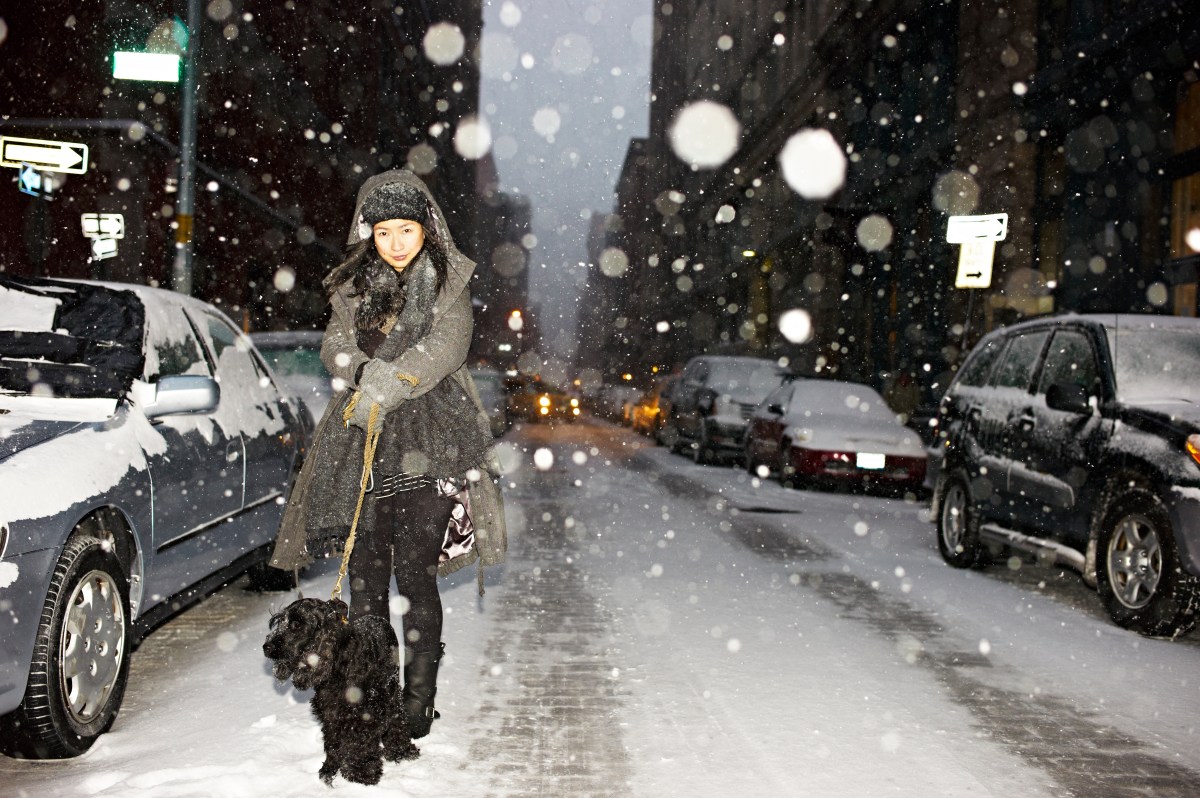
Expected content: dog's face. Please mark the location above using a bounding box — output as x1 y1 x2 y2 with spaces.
263 597 349 691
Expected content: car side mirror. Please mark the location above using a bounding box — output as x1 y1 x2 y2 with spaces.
138 375 220 420
1046 381 1091 415
767 403 784 415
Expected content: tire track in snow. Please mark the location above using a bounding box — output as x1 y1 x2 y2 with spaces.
466 431 633 797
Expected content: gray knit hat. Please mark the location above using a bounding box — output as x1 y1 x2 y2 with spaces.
360 181 429 227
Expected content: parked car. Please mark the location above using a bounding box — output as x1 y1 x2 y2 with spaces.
663 355 789 464
249 330 332 425
505 376 579 423
631 375 679 437
744 378 927 493
0 275 307 758
469 366 511 436
595 383 641 424
932 313 1200 638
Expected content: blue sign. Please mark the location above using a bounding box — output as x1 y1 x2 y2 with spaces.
17 164 53 199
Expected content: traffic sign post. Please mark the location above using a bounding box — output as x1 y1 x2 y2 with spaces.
947 212 1008 290
0 136 88 174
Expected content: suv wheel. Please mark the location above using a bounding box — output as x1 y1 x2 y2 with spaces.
937 472 983 568
0 536 131 758
1096 490 1199 638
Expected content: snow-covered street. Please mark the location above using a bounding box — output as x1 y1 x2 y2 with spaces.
4 418 1200 797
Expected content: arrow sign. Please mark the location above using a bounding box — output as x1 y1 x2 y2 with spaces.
955 240 995 289
81 213 126 239
0 136 89 174
946 213 1008 243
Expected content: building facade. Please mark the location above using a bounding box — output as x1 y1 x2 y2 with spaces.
611 0 1200 405
0 0 494 333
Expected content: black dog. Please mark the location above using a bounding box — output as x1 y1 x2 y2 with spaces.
263 597 419 785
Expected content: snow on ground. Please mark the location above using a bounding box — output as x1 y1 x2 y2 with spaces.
3 418 1199 796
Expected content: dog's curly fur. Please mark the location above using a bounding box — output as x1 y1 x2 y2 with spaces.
263 597 419 785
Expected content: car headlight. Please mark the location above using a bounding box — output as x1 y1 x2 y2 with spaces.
539 395 551 407
786 427 813 443
570 398 579 407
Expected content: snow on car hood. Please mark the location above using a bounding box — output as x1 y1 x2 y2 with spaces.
789 414 925 457
1123 398 1200 431
0 399 166 523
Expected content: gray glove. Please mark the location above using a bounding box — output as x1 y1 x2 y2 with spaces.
344 394 381 431
357 358 417 411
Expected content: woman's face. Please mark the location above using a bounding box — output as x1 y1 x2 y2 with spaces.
372 218 425 272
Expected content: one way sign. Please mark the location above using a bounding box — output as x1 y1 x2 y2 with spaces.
946 213 1008 243
0 136 89 174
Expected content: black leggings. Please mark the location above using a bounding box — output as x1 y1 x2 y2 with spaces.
348 485 455 653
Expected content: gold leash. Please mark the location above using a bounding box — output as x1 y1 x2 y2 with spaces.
330 392 382 604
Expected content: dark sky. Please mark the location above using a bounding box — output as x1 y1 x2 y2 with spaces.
476 0 653 362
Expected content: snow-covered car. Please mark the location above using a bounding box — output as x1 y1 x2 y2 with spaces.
0 275 307 759
932 313 1200 638
664 355 790 464
249 330 332 425
744 378 927 493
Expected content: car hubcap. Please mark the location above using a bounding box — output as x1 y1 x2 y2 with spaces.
1106 513 1162 610
60 569 125 724
941 482 966 552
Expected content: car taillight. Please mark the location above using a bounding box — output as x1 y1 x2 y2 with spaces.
1188 434 1200 468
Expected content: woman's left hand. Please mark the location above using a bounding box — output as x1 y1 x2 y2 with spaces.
345 394 380 431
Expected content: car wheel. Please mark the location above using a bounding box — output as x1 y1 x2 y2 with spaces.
777 442 799 488
1096 490 1200 638
691 424 711 465
0 536 131 759
936 472 983 568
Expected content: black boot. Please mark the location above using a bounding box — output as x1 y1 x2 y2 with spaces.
403 642 444 739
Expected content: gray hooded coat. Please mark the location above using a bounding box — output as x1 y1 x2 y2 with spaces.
270 170 507 587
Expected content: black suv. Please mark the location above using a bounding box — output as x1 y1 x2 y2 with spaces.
932 313 1200 637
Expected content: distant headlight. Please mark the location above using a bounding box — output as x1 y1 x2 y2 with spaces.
570 398 579 407
538 395 551 407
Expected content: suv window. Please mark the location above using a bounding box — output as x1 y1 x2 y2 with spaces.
1038 330 1099 395
956 336 1003 387
990 331 1049 390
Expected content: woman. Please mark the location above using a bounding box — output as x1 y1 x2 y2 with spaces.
271 169 507 738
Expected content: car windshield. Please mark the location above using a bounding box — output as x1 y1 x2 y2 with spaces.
790 381 896 423
1108 326 1200 403
258 345 329 379
708 360 786 397
0 277 145 399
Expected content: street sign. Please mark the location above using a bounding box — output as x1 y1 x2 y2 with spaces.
955 240 995 289
90 238 119 261
946 213 1008 243
81 213 126 239
17 164 58 199
0 136 88 174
